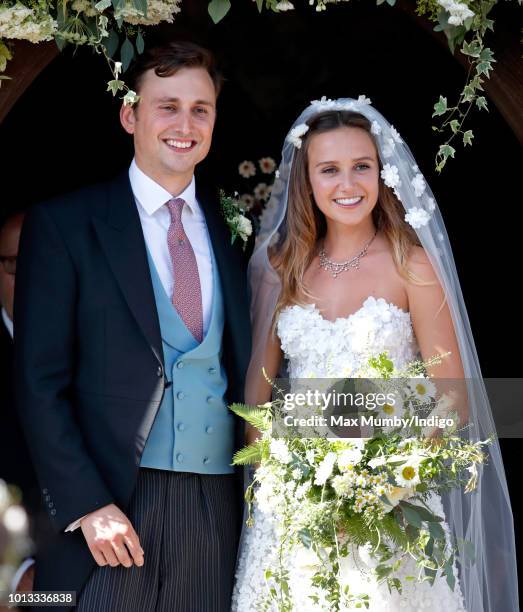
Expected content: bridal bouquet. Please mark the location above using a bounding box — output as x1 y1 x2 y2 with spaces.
231 353 490 610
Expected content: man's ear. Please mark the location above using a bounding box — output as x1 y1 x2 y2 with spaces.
120 103 137 134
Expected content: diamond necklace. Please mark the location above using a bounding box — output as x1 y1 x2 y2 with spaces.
318 230 377 278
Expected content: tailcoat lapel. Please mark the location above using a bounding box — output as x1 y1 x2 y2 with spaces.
92 172 164 368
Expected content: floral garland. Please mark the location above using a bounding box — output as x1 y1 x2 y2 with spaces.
0 0 513 170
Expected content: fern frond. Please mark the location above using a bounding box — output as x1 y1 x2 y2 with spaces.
232 443 263 466
229 403 271 431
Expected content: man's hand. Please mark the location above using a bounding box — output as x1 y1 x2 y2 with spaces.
80 503 144 568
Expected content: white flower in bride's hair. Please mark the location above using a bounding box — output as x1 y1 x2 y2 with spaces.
427 197 436 212
371 121 382 136
382 138 395 158
411 173 427 198
357 95 372 105
238 160 256 178
405 207 431 229
287 123 310 149
380 164 401 189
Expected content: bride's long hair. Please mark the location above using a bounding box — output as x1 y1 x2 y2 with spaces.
272 110 422 320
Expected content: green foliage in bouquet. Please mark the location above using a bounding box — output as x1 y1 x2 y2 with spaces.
230 353 490 610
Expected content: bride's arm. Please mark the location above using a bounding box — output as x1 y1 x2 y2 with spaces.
245 330 282 446
405 247 468 427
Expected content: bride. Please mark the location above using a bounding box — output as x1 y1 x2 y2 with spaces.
231 98 518 611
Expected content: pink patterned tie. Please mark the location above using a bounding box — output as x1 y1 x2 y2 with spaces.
166 198 203 343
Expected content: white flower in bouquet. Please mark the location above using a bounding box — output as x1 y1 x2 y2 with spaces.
236 215 253 241
314 452 337 485
406 377 437 401
71 0 98 17
395 457 422 487
379 390 405 418
270 438 292 464
238 160 256 178
294 545 321 571
337 444 364 470
275 1 295 10
332 472 355 497
385 485 416 508
437 0 474 25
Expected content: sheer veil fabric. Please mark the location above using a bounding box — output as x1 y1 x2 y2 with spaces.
245 97 519 611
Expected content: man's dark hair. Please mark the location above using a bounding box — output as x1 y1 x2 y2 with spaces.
127 41 224 97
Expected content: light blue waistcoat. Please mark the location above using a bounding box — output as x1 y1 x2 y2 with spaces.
140 246 235 474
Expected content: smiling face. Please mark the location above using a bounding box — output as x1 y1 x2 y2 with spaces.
307 126 380 228
120 66 217 194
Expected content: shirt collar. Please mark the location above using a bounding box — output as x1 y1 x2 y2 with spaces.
1 308 13 339
129 158 200 217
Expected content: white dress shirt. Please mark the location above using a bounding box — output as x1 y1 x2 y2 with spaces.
65 162 215 533
129 159 214 335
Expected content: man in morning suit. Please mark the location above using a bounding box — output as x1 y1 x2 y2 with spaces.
14 41 252 611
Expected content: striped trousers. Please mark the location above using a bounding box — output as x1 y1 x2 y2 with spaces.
77 468 241 612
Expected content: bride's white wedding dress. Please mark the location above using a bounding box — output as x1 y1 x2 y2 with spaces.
232 297 466 611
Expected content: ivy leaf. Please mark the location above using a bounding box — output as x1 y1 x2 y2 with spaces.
475 96 488 111
432 96 447 117
256 0 263 11
463 130 474 146
439 144 456 159
121 37 134 72
107 79 124 96
462 40 481 58
449 119 460 134
208 0 231 24
386 0 397 5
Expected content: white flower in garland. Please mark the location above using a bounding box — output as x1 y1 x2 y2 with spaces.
405 207 431 229
115 0 181 25
380 164 401 189
437 0 475 25
411 173 427 197
287 123 310 149
314 451 337 485
357 94 372 105
238 160 256 178
270 439 293 464
0 4 57 43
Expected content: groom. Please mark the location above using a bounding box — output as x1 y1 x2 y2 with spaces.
14 41 252 611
